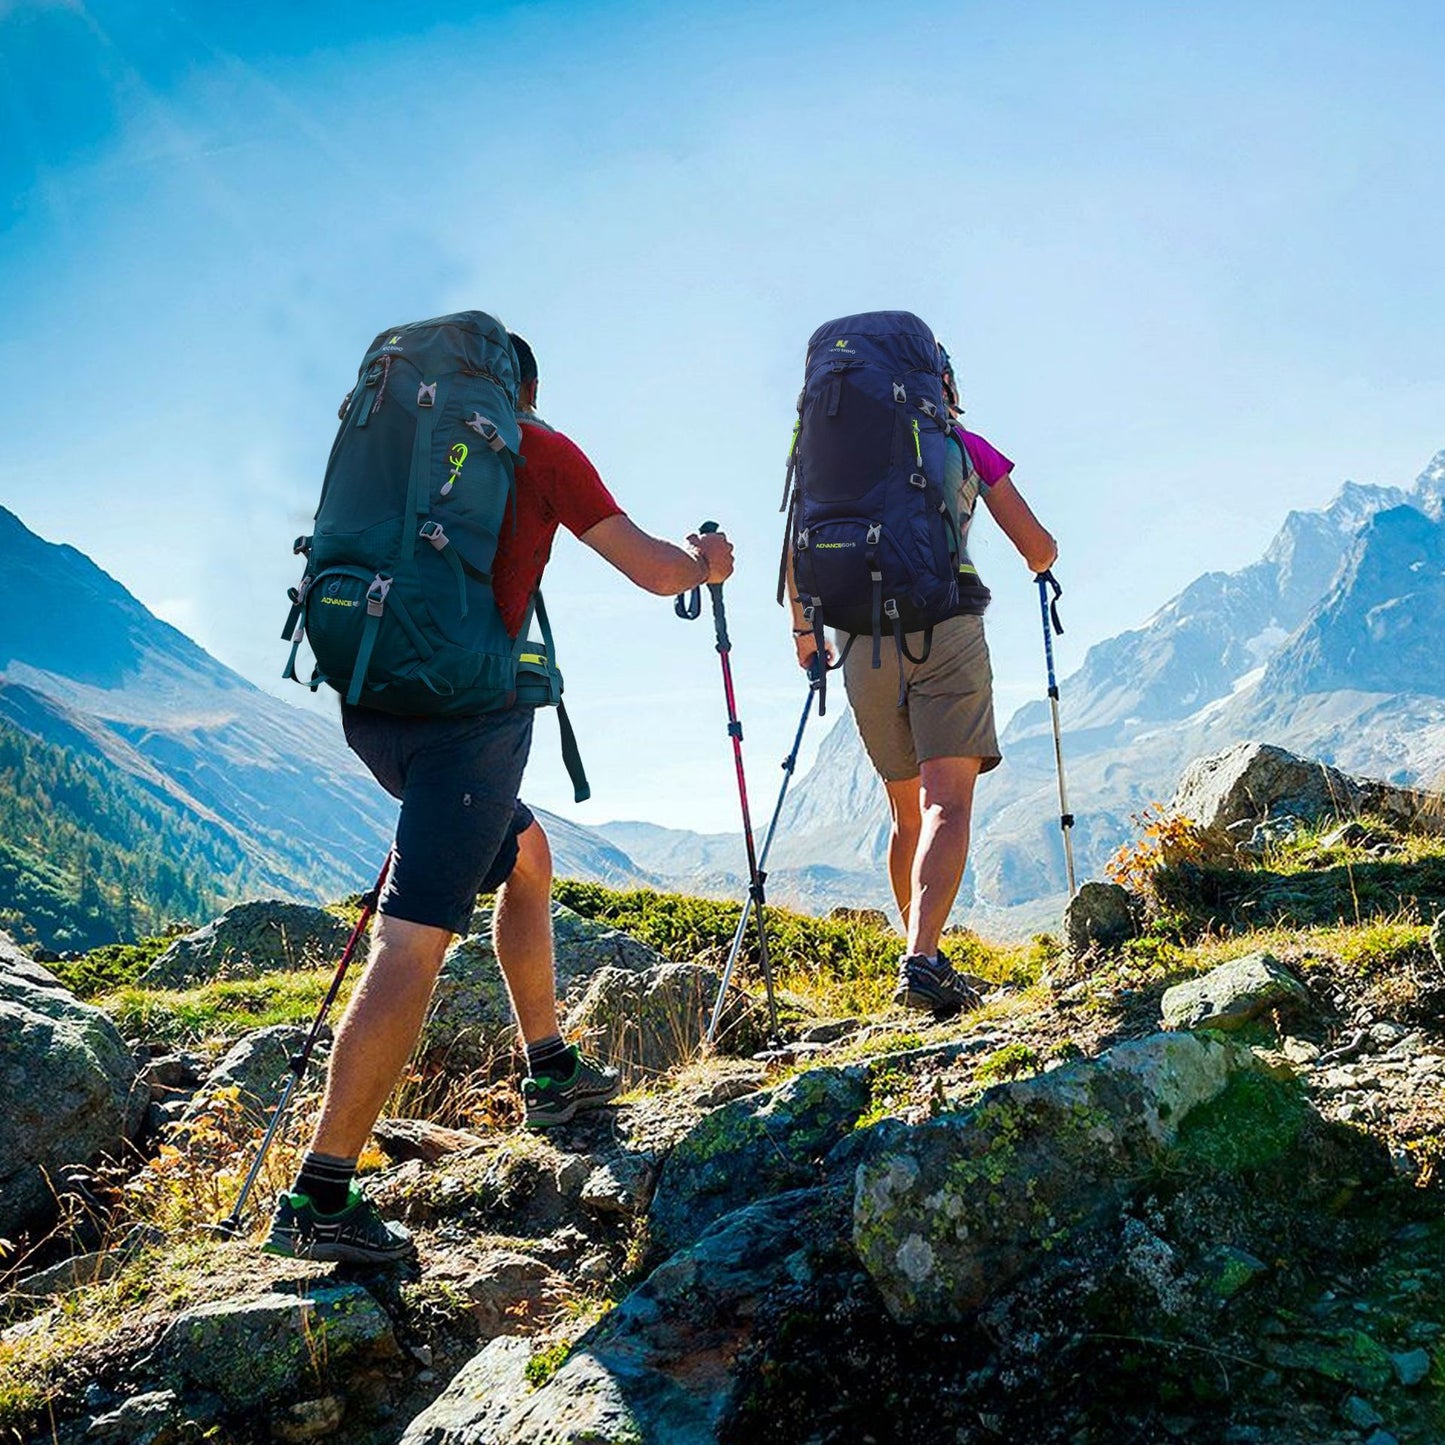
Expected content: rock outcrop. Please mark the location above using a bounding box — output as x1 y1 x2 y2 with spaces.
1172 741 1436 835
0 931 143 1235
852 1032 1271 1321
421 903 665 1068
140 901 351 988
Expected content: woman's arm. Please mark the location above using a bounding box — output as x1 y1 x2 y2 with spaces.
980 474 1058 575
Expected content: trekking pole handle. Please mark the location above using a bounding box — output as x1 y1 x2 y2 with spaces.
673 520 722 621
1035 569 1065 636
694 520 732 653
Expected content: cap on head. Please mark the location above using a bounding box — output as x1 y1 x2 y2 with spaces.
508 332 538 386
937 341 960 412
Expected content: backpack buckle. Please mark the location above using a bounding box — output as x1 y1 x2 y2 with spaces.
866 523 882 545
909 472 927 489
918 398 937 418
796 528 809 549
465 413 507 452
419 521 448 550
417 382 437 408
884 599 900 620
337 390 353 420
293 535 312 556
366 575 393 616
892 383 906 403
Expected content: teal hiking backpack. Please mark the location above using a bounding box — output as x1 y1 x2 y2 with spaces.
281 310 589 801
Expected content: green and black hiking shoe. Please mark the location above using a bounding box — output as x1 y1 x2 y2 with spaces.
892 950 984 1015
523 1046 622 1129
261 1185 414 1265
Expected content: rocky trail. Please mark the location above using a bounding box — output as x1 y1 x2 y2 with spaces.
2 743 1444 1445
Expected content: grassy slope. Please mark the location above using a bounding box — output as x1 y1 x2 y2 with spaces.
2 817 1443 1437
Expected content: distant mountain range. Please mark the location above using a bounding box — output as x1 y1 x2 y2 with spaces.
0 508 649 949
6 449 1442 948
601 450 1445 934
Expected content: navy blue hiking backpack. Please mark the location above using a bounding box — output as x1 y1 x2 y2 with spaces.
778 311 960 709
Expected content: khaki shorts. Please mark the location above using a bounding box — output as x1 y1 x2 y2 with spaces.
842 613 1002 782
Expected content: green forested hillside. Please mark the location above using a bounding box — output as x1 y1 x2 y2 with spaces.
0 719 255 950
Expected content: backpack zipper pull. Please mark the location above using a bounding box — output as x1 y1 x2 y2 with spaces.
911 418 923 467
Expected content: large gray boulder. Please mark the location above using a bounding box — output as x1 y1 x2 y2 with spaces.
183 1024 330 1122
853 1032 1277 1323
564 960 765 1083
401 1188 844 1445
421 903 664 1069
648 1065 868 1259
1171 741 1433 833
151 1282 398 1410
1062 881 1139 958
140 900 351 988
0 932 144 1235
1161 952 1315 1032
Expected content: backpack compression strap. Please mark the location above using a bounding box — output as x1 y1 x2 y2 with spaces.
532 592 590 804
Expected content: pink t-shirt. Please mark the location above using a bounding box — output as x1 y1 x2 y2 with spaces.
956 427 1013 488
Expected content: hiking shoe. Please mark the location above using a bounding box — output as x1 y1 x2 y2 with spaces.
261 1185 414 1265
892 951 984 1014
523 1046 621 1128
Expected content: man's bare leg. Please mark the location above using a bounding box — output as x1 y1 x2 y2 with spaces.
309 914 452 1159
884 777 923 936
492 821 559 1046
907 755 983 958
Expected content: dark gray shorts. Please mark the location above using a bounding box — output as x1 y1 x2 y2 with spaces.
342 703 536 936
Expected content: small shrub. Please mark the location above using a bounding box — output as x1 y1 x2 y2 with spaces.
525 1339 571 1388
1106 805 1241 897
51 925 187 998
974 1041 1041 1086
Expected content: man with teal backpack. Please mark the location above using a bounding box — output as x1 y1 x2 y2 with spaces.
268 314 734 1263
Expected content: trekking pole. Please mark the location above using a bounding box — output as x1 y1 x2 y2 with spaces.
675 522 781 1041
706 656 822 1046
212 851 392 1237
1035 570 1077 898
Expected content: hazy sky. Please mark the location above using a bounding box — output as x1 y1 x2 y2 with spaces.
3 0 1443 830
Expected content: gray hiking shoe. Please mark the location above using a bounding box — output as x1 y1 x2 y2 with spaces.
523 1046 622 1128
261 1185 414 1265
892 951 984 1014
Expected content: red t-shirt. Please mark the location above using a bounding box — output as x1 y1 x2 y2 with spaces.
492 419 623 635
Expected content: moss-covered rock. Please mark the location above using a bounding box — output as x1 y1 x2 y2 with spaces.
1160 951 1315 1033
648 1066 868 1259
852 1032 1273 1322
140 901 350 988
152 1282 398 1410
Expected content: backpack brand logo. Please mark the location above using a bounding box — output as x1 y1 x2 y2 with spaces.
833 339 852 350
815 541 856 549
381 333 405 353
320 596 358 607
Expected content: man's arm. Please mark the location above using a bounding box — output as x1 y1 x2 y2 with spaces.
784 543 836 672
580 514 734 595
980 474 1058 574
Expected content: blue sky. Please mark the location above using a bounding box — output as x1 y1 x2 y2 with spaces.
3 0 1443 830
